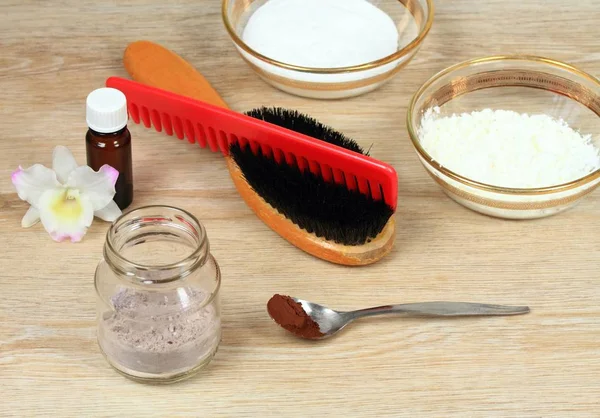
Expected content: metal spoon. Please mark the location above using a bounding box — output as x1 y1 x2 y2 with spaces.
294 298 530 340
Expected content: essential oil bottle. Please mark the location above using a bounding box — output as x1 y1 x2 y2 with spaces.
85 88 133 210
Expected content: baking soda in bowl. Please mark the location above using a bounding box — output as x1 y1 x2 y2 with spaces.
236 0 420 98
242 0 399 69
417 107 600 189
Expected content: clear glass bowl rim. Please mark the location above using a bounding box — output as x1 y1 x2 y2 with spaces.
406 55 600 196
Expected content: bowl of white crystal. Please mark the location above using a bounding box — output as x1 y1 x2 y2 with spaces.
407 55 600 219
222 0 434 99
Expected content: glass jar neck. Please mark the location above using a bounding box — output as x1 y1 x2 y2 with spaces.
104 206 209 284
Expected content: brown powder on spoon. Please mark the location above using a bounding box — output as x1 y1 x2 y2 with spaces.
267 294 324 339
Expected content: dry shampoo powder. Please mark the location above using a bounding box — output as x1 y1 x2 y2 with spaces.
242 0 400 69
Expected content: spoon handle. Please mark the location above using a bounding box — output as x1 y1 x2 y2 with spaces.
349 301 530 319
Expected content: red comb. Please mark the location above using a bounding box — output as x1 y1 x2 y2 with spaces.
105 77 398 210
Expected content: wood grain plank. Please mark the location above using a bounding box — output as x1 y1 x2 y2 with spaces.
1 0 599 416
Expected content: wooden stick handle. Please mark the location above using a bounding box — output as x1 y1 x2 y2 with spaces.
123 40 230 110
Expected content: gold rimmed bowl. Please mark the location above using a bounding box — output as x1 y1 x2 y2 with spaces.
222 0 434 99
407 56 600 220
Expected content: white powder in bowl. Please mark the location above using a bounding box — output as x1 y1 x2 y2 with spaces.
241 0 399 68
417 107 600 189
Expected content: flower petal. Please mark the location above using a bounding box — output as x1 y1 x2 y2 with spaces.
66 165 119 211
94 200 122 222
11 164 61 207
38 188 94 243
52 146 79 184
100 165 119 188
21 206 41 227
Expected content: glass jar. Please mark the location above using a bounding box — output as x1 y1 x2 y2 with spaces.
95 206 221 384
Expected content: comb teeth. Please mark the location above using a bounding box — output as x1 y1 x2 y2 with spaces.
105 77 398 210
127 101 392 203
239 140 391 205
129 101 226 153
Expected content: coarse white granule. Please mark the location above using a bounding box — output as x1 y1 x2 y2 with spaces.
417 107 600 188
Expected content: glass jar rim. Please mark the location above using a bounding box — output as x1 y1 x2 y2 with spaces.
104 205 210 284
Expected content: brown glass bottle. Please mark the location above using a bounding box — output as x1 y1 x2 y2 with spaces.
85 88 134 210
86 127 133 210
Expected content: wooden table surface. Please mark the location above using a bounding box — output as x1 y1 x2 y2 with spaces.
2 0 599 416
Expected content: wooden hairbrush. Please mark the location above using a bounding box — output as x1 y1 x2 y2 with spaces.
109 41 397 265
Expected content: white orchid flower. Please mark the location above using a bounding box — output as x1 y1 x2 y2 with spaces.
11 145 122 242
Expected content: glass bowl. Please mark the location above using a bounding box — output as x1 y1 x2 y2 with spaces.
222 0 434 99
407 56 600 220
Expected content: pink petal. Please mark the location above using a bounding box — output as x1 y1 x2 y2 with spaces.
11 163 61 207
50 231 85 243
50 231 69 242
69 232 85 243
99 164 119 187
11 166 23 183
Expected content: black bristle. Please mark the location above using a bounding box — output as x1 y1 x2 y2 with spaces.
245 107 368 155
230 141 394 246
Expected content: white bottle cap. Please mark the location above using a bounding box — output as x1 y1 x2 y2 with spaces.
86 88 128 133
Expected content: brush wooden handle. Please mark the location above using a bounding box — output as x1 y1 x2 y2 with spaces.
226 158 395 265
124 40 229 109
121 41 395 265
